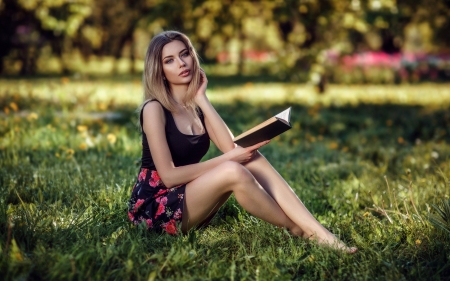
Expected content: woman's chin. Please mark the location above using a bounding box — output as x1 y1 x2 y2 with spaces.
170 77 193 86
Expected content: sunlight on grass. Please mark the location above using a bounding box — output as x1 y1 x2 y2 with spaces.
209 83 450 107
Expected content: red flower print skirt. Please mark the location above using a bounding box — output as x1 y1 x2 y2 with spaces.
128 168 185 235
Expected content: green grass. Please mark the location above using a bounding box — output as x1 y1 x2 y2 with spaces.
1 78 450 280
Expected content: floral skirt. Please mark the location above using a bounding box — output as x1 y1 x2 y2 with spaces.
128 168 186 235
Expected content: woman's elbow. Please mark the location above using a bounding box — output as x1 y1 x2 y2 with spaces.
155 170 171 188
160 175 174 188
221 143 236 153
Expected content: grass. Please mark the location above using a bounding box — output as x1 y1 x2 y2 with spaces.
0 77 450 280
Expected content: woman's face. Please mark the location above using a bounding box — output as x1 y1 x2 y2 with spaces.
161 40 193 86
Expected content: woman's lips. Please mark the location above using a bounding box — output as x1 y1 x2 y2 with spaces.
179 70 190 77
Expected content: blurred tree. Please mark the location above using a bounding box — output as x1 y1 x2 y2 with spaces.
1 0 450 77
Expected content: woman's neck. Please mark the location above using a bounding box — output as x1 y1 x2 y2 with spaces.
170 84 189 106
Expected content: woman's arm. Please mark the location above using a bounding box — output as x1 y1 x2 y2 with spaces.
143 101 268 188
194 71 235 153
198 97 235 153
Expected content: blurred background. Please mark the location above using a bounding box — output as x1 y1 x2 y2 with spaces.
1 0 450 85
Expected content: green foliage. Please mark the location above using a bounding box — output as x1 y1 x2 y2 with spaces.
429 198 450 236
1 79 450 280
2 0 450 77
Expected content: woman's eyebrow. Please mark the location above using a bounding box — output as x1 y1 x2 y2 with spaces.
163 49 188 60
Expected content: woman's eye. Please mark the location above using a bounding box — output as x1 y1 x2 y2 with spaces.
182 52 189 57
165 59 173 64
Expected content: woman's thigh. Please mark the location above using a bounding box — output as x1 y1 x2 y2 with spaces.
182 161 251 231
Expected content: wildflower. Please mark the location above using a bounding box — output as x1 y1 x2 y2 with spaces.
9 102 18 112
98 102 108 111
431 151 439 159
66 149 75 155
27 112 38 121
61 77 70 84
107 133 117 144
363 212 370 217
415 239 421 245
4 107 10 115
55 153 60 158
329 142 339 149
79 143 88 150
77 125 88 132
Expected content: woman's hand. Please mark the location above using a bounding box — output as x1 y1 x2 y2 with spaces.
226 140 270 164
194 68 208 104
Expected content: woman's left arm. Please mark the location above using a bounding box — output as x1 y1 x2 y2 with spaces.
195 71 235 153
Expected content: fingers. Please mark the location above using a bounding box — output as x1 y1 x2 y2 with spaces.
248 140 270 151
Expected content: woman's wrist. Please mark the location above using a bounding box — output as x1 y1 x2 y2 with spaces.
194 94 210 108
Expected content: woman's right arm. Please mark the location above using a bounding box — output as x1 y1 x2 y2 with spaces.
143 102 269 188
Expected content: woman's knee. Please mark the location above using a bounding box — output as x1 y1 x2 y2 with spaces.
218 161 254 185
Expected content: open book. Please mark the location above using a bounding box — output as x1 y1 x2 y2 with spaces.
233 107 292 147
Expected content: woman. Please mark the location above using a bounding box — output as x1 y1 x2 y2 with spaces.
128 30 357 253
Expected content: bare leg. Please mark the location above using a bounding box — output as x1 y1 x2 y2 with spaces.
182 161 303 236
243 152 357 253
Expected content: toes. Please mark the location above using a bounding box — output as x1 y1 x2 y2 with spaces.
346 247 358 254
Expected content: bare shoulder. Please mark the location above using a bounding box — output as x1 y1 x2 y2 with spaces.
142 100 166 126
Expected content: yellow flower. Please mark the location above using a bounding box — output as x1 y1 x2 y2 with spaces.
4 107 10 115
98 102 108 111
79 143 88 150
363 212 370 217
61 77 70 84
55 153 60 158
77 125 88 132
9 102 19 112
66 149 75 155
329 142 339 150
415 239 421 245
107 133 117 144
26 112 39 121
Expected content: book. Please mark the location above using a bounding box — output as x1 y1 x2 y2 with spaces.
233 107 292 147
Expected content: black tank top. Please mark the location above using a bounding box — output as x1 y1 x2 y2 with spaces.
140 100 210 169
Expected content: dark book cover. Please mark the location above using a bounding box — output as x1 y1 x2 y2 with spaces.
233 107 292 147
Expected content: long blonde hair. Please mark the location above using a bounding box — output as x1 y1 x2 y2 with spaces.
142 31 202 118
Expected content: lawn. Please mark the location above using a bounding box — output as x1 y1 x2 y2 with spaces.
1 77 449 280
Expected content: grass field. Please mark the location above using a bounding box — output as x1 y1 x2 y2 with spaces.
1 77 449 280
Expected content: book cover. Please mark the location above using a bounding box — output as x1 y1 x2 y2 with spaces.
233 107 292 147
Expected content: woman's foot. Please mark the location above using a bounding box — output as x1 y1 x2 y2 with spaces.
308 232 358 254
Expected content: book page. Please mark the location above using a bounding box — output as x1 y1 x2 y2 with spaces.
275 107 291 123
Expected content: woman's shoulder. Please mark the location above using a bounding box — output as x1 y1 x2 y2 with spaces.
142 99 163 110
141 100 167 125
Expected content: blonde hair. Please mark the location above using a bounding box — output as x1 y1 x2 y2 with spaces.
142 31 202 118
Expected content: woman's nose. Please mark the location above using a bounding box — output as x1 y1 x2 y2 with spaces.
177 58 186 67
